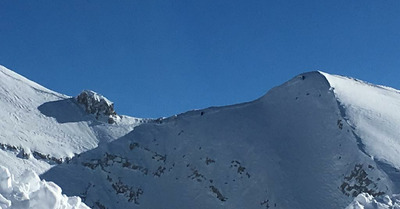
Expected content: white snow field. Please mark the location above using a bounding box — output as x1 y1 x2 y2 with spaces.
2 65 400 209
0 165 89 209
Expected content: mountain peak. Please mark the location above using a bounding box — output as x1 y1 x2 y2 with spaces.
45 69 392 209
286 71 331 87
2 65 400 209
258 70 331 103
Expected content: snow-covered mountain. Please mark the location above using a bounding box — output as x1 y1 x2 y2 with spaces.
1 65 400 209
0 66 145 177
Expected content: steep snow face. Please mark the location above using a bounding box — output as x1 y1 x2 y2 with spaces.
44 72 390 209
0 66 143 175
0 165 89 209
321 73 400 180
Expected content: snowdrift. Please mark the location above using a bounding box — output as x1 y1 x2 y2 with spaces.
0 166 89 209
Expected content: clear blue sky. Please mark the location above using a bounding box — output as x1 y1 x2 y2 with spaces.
1 1 400 118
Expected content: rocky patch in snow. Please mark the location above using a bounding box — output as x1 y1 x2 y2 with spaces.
340 164 384 197
0 142 70 165
76 90 119 124
0 166 89 209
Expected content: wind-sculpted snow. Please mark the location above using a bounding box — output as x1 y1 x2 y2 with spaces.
0 166 89 209
346 193 400 209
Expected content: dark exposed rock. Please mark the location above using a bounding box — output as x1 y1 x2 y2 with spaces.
205 157 215 165
94 201 107 209
1 142 68 164
153 166 166 177
340 164 384 197
76 90 118 124
230 160 251 178
210 186 227 202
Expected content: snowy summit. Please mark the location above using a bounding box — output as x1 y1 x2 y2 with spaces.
1 65 400 209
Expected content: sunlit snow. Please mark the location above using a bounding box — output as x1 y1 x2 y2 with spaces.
0 166 89 209
2 65 400 209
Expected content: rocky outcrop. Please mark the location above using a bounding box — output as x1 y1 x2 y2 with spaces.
76 90 119 124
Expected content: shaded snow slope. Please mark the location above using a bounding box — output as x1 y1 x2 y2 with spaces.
43 72 392 209
0 165 89 209
0 65 143 175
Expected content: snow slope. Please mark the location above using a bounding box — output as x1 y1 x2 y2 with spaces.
0 65 144 175
322 73 400 191
43 72 399 209
2 66 400 209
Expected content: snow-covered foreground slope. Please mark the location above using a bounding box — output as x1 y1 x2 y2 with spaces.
42 72 400 209
0 165 89 209
0 65 144 175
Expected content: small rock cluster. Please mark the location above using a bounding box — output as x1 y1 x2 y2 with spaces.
76 90 119 124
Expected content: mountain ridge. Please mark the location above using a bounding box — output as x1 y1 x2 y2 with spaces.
1 65 399 208
42 70 394 209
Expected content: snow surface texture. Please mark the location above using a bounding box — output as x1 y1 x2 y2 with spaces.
322 72 400 180
346 193 400 209
0 65 144 176
2 65 400 209
0 165 89 209
43 72 398 209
